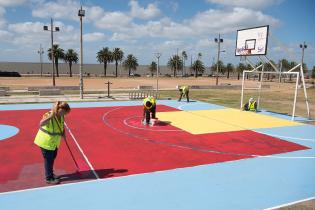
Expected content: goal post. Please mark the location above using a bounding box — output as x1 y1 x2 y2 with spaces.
240 63 311 121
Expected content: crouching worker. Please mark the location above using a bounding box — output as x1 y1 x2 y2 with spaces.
178 85 189 102
34 101 71 185
143 96 156 125
244 97 257 112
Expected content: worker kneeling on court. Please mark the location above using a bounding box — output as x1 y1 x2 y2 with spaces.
243 97 257 112
178 85 189 102
143 96 157 126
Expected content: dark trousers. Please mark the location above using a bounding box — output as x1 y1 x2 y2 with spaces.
179 91 189 102
40 147 58 180
145 105 156 123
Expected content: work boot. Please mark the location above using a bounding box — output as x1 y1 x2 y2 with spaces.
46 178 60 185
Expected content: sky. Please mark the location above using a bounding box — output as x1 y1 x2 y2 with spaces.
0 0 314 68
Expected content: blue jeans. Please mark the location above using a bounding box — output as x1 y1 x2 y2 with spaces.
40 147 58 180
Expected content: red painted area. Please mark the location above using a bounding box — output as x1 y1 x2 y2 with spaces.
0 105 309 193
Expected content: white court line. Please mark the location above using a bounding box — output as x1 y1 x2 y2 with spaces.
123 116 182 132
264 196 315 210
255 131 315 142
64 122 100 179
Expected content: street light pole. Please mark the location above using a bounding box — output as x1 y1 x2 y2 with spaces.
78 6 85 99
155 53 161 99
215 34 223 86
300 41 307 66
37 44 44 77
43 18 59 86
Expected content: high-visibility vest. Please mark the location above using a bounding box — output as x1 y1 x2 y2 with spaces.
181 86 189 93
143 96 156 110
249 101 256 111
34 112 64 151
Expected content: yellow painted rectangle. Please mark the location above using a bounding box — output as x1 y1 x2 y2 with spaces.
157 109 302 135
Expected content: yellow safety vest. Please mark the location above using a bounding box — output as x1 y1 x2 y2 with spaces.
181 86 189 93
143 96 156 110
249 101 256 111
34 112 64 151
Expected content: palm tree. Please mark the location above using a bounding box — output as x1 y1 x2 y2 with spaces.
181 51 188 76
122 54 139 76
197 52 202 60
64 49 78 77
149 61 157 77
112 48 124 77
167 55 183 77
312 66 315 79
96 47 112 77
226 63 234 79
191 59 205 78
48 44 64 77
237 63 246 80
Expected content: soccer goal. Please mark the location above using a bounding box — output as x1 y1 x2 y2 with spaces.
235 25 311 120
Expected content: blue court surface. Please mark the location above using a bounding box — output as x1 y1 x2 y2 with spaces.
0 100 314 210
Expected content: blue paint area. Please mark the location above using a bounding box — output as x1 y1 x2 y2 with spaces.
0 125 19 140
259 110 311 121
0 101 314 210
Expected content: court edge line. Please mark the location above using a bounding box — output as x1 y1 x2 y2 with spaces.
264 196 315 210
255 131 315 142
0 155 256 196
64 122 100 179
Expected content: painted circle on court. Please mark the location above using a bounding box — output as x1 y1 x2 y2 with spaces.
0 125 19 140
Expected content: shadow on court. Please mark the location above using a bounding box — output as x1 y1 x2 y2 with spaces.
59 168 128 182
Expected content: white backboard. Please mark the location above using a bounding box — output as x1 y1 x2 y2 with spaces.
235 25 269 56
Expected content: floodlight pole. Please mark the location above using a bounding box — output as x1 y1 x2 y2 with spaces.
155 53 161 99
78 6 85 99
38 44 44 77
43 18 59 86
215 34 223 85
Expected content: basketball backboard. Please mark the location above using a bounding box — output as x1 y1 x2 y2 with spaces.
235 25 269 56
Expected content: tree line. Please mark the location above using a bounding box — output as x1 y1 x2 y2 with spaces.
47 45 315 79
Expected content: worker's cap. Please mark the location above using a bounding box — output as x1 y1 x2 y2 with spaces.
249 97 254 102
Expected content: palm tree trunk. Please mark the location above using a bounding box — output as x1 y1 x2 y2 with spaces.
237 72 240 80
104 62 107 77
69 62 72 77
55 58 59 77
129 68 131 76
195 68 197 78
115 61 118 77
227 70 230 79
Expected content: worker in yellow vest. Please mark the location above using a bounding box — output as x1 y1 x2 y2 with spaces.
34 101 71 184
143 96 156 125
244 97 257 112
178 85 189 102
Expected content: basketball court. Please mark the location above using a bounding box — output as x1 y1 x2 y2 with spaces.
0 100 314 210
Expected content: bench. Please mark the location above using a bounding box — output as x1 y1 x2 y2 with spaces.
129 90 159 99
137 85 154 90
39 89 63 96
0 89 7 96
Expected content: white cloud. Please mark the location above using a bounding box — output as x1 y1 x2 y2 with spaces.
207 0 283 9
129 0 161 20
0 0 25 7
0 29 13 41
84 32 106 42
94 11 133 31
32 0 79 21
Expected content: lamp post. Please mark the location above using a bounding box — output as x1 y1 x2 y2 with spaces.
37 44 44 77
214 34 223 85
43 18 59 86
155 53 161 99
300 41 307 66
78 6 85 99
